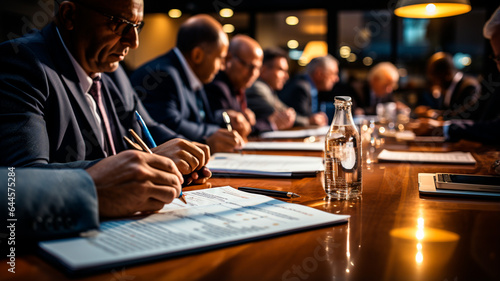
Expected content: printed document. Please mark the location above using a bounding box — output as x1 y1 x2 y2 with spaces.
243 141 324 151
206 153 324 177
39 186 349 273
377 149 476 164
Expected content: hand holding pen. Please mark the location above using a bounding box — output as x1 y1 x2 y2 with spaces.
130 111 212 183
128 128 188 204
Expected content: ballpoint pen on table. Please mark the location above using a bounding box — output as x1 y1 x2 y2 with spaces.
135 111 157 148
222 111 232 132
238 187 300 198
128 126 187 204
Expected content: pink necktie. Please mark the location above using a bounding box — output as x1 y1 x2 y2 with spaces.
89 78 116 155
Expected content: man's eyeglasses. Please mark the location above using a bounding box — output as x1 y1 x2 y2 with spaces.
70 0 144 37
234 55 260 72
490 54 500 64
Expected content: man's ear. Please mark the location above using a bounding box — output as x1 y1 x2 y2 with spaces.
57 1 77 31
191 46 205 65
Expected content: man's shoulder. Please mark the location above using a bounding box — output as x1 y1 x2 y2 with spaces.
130 51 183 83
247 80 271 96
0 28 48 60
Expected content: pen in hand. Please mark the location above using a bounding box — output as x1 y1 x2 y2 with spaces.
222 111 232 132
128 126 187 204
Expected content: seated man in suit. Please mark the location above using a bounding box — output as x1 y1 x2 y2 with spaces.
204 34 262 138
412 5 500 145
131 14 244 153
415 52 482 120
352 62 403 116
246 48 296 132
0 0 210 217
0 151 183 242
279 55 339 126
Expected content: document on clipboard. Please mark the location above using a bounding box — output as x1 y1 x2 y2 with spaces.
39 186 349 275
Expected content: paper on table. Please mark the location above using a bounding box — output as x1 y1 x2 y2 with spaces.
377 149 476 164
242 141 324 151
206 153 324 177
39 186 349 274
260 126 330 139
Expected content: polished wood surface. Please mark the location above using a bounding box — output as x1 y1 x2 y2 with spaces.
2 139 500 281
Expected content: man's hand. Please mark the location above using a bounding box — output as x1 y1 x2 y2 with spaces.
309 112 329 126
152 138 209 175
206 129 245 153
408 118 444 136
86 150 183 217
243 108 256 126
270 108 296 130
226 110 252 139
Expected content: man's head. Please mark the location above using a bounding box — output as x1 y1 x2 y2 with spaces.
176 14 229 84
306 55 339 92
259 48 289 91
484 6 500 72
55 0 144 76
427 52 456 89
367 62 399 98
224 35 263 90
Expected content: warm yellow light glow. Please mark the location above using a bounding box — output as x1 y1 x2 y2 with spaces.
287 40 299 49
363 56 373 66
415 251 424 263
168 9 182 19
395 2 471 19
416 243 422 250
219 8 234 18
417 217 424 229
416 229 425 240
426 3 437 14
347 53 357 63
339 46 351 58
222 24 235 34
286 16 299 26
379 127 386 134
299 41 327 65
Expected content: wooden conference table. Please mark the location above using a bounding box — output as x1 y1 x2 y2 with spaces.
3 137 500 281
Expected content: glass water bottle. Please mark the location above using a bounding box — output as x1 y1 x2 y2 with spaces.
324 96 362 199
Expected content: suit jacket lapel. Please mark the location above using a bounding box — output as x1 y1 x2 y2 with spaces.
42 23 106 152
168 51 202 123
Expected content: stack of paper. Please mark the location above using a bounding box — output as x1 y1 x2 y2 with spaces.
207 153 324 177
39 187 349 274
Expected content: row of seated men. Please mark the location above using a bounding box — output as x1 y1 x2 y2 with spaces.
0 0 499 244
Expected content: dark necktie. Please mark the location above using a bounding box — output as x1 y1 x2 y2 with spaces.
89 77 116 155
237 89 247 111
195 89 206 121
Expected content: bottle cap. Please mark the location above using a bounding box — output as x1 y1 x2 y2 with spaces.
334 96 352 102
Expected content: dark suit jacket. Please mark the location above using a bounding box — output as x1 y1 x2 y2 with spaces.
420 74 482 120
0 167 98 244
204 71 241 127
246 79 286 132
448 81 500 145
354 82 394 116
130 50 220 142
278 74 314 126
0 23 178 167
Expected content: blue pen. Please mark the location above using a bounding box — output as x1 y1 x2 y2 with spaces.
134 111 157 148
131 113 186 204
